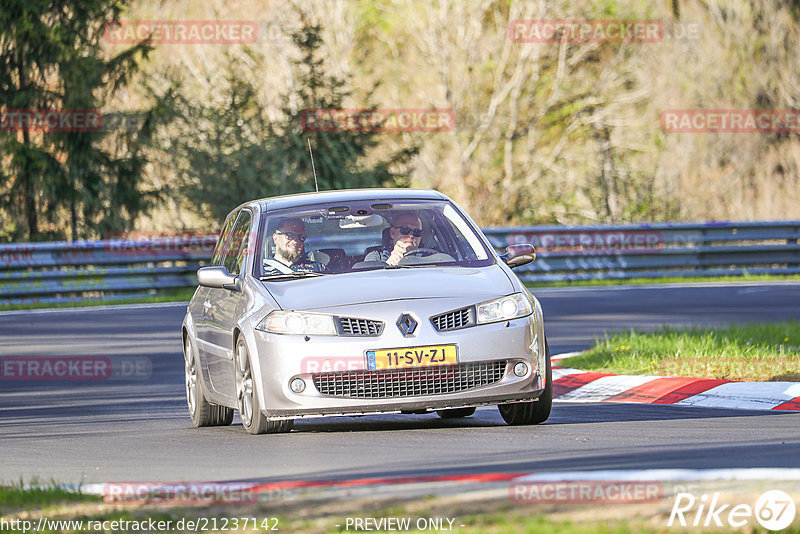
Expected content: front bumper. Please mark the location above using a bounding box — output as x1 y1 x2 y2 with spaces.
247 300 547 420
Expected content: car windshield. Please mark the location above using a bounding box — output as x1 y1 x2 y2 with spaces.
255 199 494 278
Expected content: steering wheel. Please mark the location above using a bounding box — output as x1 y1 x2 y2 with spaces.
402 247 440 257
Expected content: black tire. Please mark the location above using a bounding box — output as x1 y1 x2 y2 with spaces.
436 407 477 419
212 405 234 425
234 336 293 435
184 336 233 427
498 338 552 425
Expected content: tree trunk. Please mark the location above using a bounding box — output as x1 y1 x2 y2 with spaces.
17 62 38 239
22 132 39 240
595 123 618 222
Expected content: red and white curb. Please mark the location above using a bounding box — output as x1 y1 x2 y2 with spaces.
76 473 526 505
73 468 800 507
552 352 800 411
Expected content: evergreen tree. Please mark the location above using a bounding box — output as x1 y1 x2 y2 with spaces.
0 0 157 241
170 22 418 223
274 23 418 195
167 71 285 223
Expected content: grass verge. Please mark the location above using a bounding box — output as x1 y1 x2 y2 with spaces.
566 321 800 381
0 481 94 510
2 483 800 533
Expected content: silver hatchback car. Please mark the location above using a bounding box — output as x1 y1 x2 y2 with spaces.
182 189 550 434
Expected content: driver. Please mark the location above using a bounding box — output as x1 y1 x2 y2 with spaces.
263 217 324 275
364 213 423 266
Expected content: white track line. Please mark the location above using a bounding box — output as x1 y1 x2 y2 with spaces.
512 468 800 482
530 281 800 294
0 301 187 316
552 367 586 380
551 351 586 361
74 468 800 498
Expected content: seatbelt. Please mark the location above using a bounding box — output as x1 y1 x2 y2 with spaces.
263 259 295 274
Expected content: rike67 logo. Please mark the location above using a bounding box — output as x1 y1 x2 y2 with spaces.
669 490 796 530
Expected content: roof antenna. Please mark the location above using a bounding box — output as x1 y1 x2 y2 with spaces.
307 138 319 193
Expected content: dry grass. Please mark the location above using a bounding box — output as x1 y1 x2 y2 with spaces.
105 0 800 231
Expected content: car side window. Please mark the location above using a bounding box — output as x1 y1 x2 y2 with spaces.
221 210 252 275
210 214 238 266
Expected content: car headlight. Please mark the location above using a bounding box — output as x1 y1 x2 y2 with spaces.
476 293 533 324
256 311 337 335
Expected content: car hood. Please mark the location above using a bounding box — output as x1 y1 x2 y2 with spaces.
261 266 515 310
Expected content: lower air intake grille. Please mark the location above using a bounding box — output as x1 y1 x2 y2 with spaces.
313 361 507 398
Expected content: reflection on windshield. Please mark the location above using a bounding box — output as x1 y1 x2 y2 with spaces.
256 200 494 279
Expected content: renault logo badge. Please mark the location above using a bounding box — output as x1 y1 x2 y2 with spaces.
396 313 418 337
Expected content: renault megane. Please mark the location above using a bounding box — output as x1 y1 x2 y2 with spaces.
182 189 550 434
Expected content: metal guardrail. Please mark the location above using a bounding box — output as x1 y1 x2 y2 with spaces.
1 222 799 305
483 221 800 283
0 235 217 305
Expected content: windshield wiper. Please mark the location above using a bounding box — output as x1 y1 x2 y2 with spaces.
259 272 326 281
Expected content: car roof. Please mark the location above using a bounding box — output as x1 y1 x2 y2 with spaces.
249 188 450 213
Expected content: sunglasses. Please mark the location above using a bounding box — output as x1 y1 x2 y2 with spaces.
392 226 423 238
275 231 306 242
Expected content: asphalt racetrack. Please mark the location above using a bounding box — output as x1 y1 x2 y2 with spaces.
1 283 799 486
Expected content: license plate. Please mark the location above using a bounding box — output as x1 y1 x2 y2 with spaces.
365 344 458 371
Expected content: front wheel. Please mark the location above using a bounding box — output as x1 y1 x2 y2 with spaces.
498 338 552 425
234 336 293 435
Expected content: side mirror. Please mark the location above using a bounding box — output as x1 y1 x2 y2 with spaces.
197 266 241 292
500 244 535 269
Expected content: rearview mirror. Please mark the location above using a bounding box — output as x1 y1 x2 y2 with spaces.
197 266 241 291
339 214 384 228
501 244 535 269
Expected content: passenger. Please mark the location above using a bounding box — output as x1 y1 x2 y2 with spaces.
364 213 423 266
263 218 324 275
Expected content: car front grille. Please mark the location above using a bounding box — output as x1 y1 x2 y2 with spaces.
312 360 507 398
336 317 384 336
430 307 475 331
